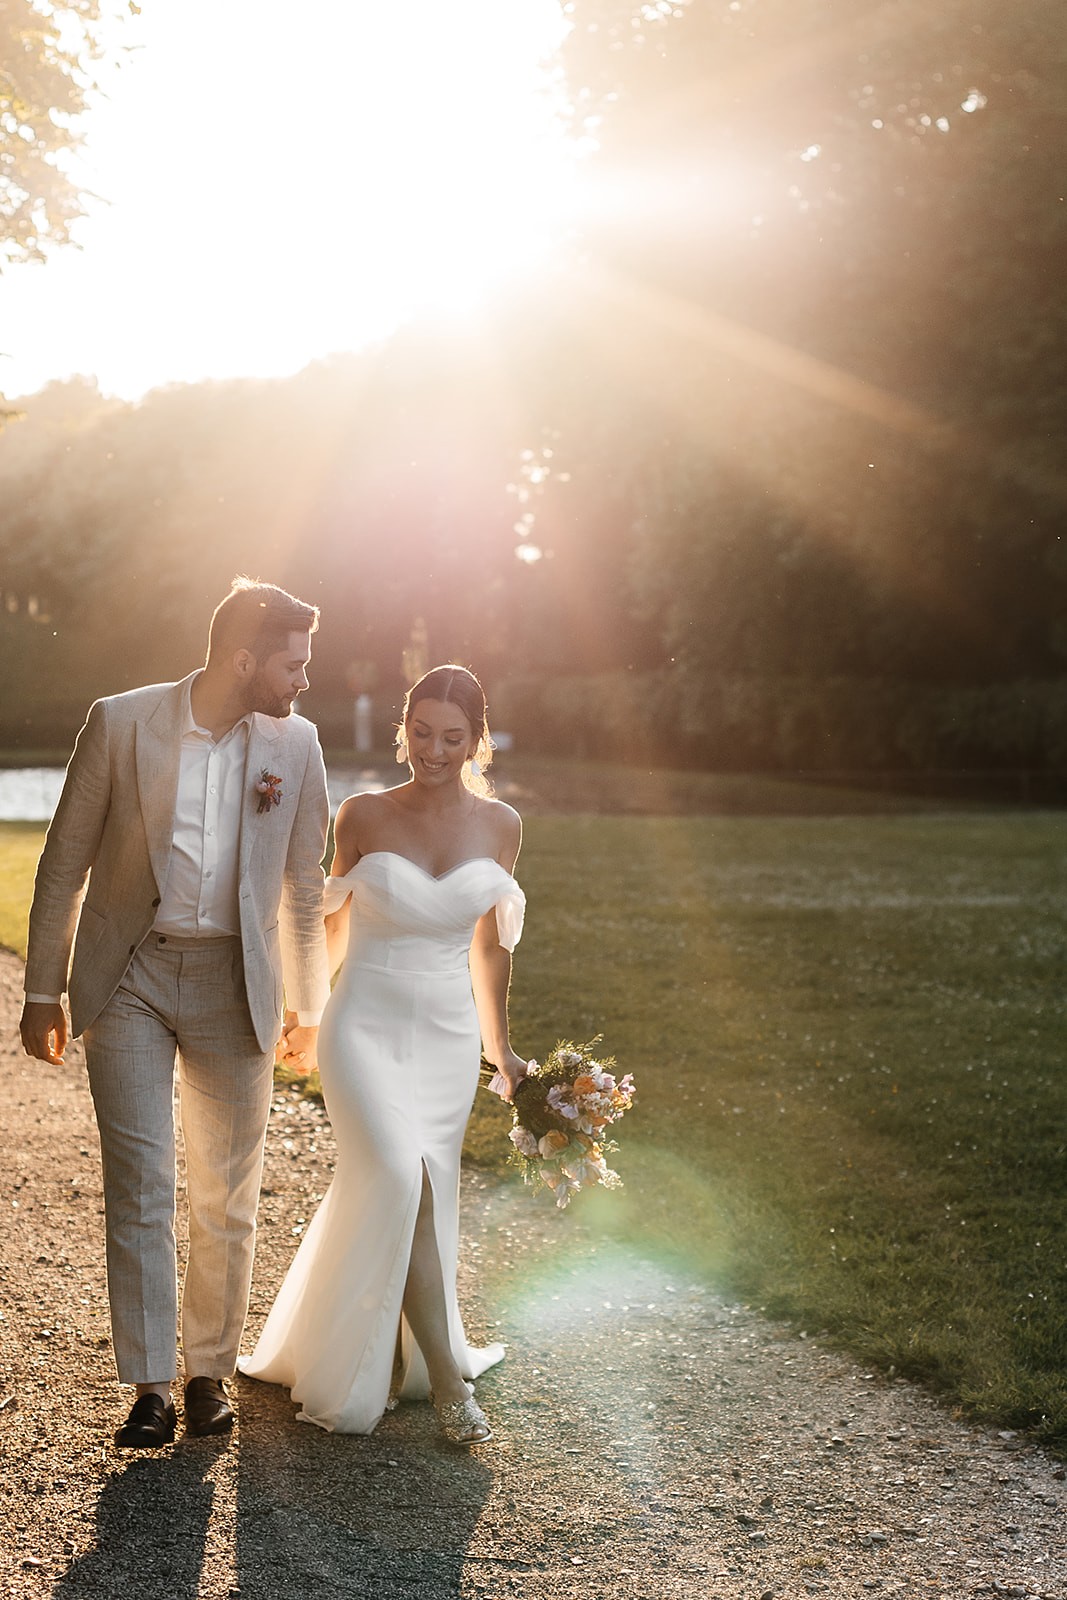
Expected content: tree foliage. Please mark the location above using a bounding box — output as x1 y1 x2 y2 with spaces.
514 0 1067 696
0 0 133 267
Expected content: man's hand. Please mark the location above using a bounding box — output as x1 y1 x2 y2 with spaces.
20 1001 69 1065
275 1014 319 1077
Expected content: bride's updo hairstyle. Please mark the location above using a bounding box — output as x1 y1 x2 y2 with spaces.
398 663 495 797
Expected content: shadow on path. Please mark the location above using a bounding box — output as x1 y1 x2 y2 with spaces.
53 1444 219 1599
234 1374 492 1598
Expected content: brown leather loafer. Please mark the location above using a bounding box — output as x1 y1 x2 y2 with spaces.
114 1393 177 1449
184 1376 234 1437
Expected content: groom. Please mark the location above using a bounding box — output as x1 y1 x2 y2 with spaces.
19 577 331 1447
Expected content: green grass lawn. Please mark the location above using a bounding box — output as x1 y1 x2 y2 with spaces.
0 822 45 957
4 808 1066 1450
467 812 1067 1452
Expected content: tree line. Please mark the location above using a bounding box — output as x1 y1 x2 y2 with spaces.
1 0 1064 770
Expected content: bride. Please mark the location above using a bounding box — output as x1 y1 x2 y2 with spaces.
239 664 529 1443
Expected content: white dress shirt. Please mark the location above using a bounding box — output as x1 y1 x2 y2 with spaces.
152 682 249 937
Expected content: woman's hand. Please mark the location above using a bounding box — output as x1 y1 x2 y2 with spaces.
276 1011 319 1076
485 1047 532 1104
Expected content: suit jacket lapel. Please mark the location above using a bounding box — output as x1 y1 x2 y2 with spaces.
240 714 284 879
135 676 191 894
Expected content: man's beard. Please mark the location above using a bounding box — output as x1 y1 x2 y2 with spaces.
242 669 294 719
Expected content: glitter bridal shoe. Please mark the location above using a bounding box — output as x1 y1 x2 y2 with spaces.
432 1383 493 1445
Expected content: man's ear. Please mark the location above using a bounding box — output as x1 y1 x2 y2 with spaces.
233 648 256 681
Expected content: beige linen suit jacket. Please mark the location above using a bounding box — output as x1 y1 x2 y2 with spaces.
24 672 331 1051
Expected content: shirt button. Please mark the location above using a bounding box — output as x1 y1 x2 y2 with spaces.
205 870 214 879
209 786 217 795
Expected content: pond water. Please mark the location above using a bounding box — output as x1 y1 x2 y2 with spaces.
0 766 389 823
0 768 65 821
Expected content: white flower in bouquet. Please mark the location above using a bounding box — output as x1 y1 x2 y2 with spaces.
486 1038 636 1209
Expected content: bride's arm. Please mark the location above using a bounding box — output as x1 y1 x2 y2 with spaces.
324 904 349 978
471 803 527 1098
323 795 365 977
470 913 528 1101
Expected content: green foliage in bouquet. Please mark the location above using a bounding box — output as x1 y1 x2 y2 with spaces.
483 1037 636 1209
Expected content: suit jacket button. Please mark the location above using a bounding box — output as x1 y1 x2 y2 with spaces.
152 897 161 907
128 944 136 955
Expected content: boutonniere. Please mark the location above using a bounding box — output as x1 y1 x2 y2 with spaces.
254 769 283 813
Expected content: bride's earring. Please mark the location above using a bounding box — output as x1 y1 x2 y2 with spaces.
396 736 409 766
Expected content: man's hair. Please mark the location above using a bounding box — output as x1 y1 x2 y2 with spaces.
206 577 319 665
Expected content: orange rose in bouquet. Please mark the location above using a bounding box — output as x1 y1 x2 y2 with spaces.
485 1038 636 1209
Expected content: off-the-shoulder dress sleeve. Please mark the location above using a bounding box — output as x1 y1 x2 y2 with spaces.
324 874 354 915
494 884 526 952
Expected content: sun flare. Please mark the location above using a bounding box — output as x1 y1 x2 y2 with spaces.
2 0 575 399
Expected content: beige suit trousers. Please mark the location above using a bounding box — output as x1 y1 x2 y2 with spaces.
83 931 274 1384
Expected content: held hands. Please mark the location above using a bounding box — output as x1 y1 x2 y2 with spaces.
20 1001 69 1065
276 1011 319 1077
485 1047 532 1104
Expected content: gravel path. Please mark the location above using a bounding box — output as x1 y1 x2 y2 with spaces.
1 947 1064 1600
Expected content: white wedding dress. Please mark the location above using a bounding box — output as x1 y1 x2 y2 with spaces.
238 851 524 1433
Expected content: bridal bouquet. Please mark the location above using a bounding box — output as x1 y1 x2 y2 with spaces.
487 1038 636 1210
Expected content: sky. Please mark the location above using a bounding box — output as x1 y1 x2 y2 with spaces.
1 0 574 401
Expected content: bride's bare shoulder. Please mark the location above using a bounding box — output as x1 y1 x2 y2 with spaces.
334 786 409 845
483 794 521 829
476 795 522 864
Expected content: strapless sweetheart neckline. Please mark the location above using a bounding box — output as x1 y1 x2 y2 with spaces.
339 851 503 884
